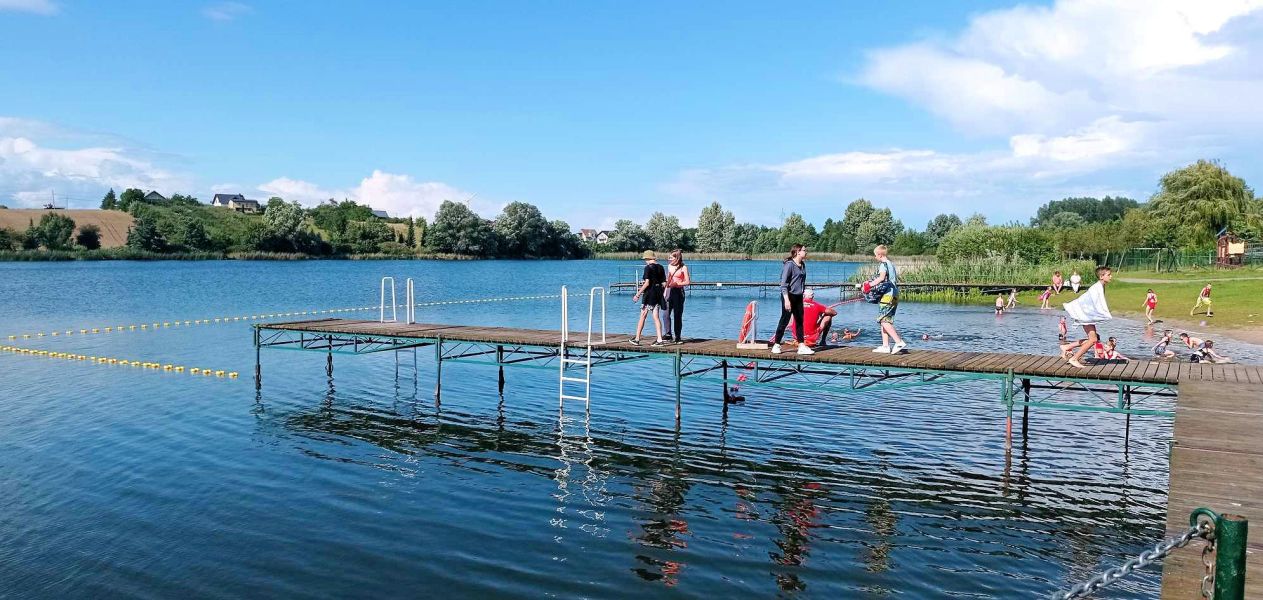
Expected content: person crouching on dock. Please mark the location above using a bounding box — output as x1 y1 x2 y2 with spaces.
771 244 812 355
1060 266 1114 368
800 288 836 350
631 250 667 346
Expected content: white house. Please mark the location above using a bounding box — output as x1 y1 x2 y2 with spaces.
210 193 262 214
579 229 611 244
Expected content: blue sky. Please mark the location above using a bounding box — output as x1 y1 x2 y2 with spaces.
3 0 1263 230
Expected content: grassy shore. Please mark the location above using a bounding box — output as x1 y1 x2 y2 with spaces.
980 267 1263 344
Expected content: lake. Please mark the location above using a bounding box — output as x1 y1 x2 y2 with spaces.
3 260 1260 598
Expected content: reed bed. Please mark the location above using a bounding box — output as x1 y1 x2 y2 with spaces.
848 258 1098 285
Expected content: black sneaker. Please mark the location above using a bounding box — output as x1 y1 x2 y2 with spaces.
651 340 665 347
674 339 685 345
629 338 641 346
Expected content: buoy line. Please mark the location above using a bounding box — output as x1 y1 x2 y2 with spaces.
0 345 238 379
3 293 586 342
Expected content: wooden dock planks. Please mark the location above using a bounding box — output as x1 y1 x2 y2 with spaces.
254 318 1251 385
1161 379 1263 598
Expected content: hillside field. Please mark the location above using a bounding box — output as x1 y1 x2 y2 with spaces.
0 209 135 248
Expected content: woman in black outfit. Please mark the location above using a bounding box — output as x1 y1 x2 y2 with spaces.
771 244 812 355
631 250 667 346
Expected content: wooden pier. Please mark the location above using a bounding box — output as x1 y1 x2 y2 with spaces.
607 280 1053 294
255 318 1263 595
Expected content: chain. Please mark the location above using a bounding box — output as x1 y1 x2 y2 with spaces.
1201 534 1217 599
1052 520 1212 600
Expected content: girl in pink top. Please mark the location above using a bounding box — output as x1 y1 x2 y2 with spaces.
663 249 691 344
1143 289 1157 324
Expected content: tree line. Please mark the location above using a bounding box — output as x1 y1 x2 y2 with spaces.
4 159 1259 262
600 159 1263 265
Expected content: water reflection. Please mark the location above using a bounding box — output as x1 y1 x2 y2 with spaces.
255 376 1169 597
552 409 610 539
630 426 691 586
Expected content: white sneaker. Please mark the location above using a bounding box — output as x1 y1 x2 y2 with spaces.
892 341 907 354
872 345 891 353
771 344 783 354
797 345 815 355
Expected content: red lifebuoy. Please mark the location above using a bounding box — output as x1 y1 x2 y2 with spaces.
737 301 756 341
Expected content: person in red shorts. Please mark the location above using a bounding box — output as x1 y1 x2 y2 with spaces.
798 288 837 349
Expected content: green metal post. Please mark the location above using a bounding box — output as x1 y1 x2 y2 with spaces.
674 350 682 423
433 336 443 406
497 345 505 398
1021 377 1030 437
1214 513 1248 600
1003 369 1014 451
253 326 261 390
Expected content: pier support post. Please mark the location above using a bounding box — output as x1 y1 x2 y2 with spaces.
721 359 730 415
253 326 261 390
434 337 443 407
1003 370 1014 452
497 345 505 398
674 351 682 423
326 335 333 377
1021 378 1030 437
1123 385 1132 446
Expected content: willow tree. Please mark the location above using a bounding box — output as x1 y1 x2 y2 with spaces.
1148 160 1258 246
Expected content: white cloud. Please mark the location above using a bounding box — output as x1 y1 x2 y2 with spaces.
202 2 251 22
251 170 476 219
0 0 57 15
670 0 1263 224
0 117 191 207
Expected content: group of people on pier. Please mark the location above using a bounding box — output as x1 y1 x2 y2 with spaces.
626 244 1236 367
629 244 902 355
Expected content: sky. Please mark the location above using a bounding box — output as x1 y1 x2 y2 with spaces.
3 0 1263 230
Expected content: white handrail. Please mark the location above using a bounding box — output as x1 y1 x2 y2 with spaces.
587 287 606 345
560 285 569 343
405 278 415 324
380 277 397 323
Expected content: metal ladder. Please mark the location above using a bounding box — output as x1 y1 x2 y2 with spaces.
379 276 416 324
559 286 606 407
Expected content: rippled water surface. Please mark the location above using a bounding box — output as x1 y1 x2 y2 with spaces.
3 260 1261 599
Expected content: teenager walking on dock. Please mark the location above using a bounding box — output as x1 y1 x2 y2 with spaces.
631 250 667 346
663 249 691 344
1061 266 1113 368
771 244 812 355
868 244 906 354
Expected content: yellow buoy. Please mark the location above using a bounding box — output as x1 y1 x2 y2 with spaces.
174 366 184 372
163 365 172 371
228 372 239 378
215 370 225 377
190 368 200 374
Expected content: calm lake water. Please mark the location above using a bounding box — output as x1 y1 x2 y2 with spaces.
2 260 1261 599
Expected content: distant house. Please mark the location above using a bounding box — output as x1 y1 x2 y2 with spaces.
210 193 261 214
579 229 611 244
371 210 389 219
143 191 167 203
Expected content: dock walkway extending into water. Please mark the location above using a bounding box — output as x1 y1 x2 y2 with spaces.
254 318 1263 596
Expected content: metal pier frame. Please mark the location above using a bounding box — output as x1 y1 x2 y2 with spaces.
255 325 1178 450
